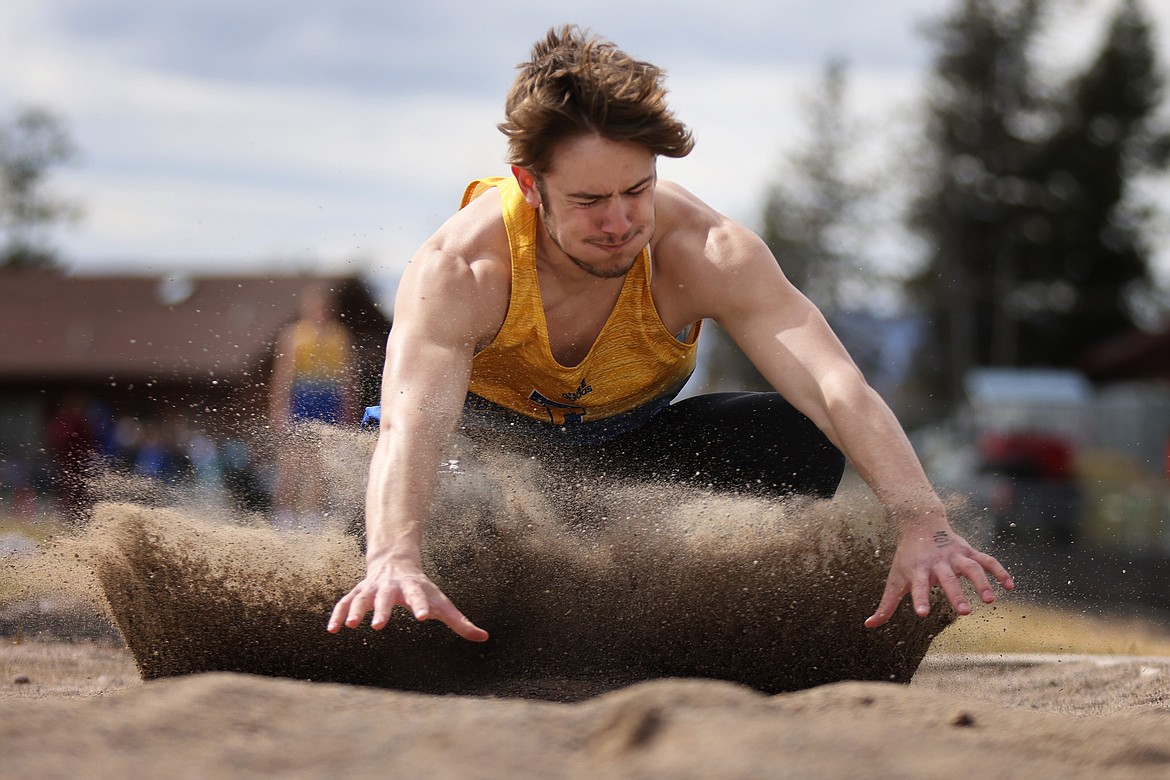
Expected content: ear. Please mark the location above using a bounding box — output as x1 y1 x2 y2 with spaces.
511 165 542 209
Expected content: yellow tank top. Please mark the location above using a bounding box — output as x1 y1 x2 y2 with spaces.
289 320 348 381
462 176 701 442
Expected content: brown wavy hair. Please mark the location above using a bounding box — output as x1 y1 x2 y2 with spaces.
498 26 694 174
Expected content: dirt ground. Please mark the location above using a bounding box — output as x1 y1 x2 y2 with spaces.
2 637 1170 779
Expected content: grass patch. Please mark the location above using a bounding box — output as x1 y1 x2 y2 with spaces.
0 511 67 601
0 515 63 545
931 600 1170 656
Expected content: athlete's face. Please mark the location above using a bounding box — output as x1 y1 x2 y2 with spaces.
514 135 657 279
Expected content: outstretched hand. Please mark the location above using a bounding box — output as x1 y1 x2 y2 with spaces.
865 526 1014 629
327 557 489 642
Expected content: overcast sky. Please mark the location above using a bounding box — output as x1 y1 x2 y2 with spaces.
3 0 1167 288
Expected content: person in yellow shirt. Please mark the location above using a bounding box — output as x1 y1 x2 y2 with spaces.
268 283 355 524
329 26 1013 642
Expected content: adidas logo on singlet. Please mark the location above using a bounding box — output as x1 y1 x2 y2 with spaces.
562 378 593 402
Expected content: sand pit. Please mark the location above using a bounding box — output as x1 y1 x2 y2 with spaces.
3 427 1170 778
2 649 1170 779
20 424 953 696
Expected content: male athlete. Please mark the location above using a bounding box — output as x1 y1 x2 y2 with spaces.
328 26 1013 641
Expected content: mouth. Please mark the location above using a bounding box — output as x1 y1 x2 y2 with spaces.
590 232 640 254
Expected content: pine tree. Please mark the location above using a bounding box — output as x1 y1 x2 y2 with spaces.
1020 0 1169 365
701 60 882 395
761 58 878 314
908 0 1168 406
0 106 78 269
908 0 1048 407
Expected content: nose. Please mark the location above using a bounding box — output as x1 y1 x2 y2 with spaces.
599 197 633 236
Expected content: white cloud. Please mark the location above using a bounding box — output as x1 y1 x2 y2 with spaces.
659 62 924 233
6 30 510 272
4 0 1170 282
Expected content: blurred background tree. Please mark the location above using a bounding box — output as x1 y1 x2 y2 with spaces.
907 0 1049 410
1026 0 1170 362
760 59 880 316
908 0 1170 409
701 59 888 394
0 106 79 269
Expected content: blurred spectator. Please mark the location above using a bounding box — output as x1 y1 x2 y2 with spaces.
111 415 144 470
44 392 97 519
184 427 220 487
0 458 37 517
268 283 355 526
269 283 355 429
220 436 271 514
85 396 118 460
132 419 194 484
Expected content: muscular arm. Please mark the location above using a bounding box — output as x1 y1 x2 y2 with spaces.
327 236 503 641
683 215 1013 627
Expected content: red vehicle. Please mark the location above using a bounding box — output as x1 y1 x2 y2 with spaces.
978 430 1080 545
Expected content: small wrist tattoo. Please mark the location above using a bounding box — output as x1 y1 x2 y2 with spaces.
932 531 951 548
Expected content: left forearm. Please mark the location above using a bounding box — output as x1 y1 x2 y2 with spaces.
820 376 947 529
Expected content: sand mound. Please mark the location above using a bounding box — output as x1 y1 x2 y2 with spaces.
915 654 1170 716
4 665 1170 779
16 429 959 699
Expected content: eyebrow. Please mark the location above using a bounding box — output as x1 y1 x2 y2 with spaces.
566 174 655 201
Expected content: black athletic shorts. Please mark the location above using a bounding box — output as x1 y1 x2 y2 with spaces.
463 391 845 499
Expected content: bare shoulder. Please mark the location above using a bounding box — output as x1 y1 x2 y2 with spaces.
653 181 787 320
394 190 511 345
658 181 776 266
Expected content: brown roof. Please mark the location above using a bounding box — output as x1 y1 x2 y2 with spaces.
0 271 391 382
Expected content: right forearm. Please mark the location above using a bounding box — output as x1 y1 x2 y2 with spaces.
357 241 493 570
362 409 454 567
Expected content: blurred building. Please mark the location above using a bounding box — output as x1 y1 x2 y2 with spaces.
0 270 391 511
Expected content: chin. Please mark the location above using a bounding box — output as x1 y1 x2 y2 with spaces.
577 253 638 279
